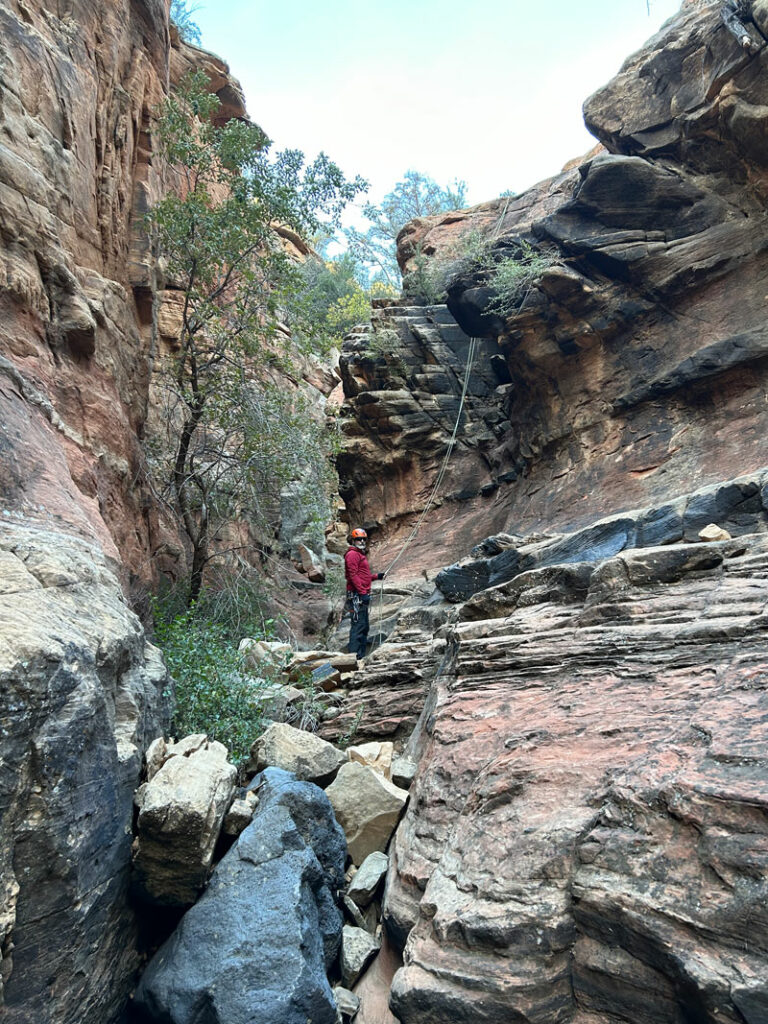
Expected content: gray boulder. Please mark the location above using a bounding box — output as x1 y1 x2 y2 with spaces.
133 768 347 1024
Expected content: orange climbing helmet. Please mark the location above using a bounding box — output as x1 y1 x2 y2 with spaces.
349 528 368 542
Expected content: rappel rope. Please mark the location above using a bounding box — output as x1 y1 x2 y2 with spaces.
376 192 506 583
372 334 479 640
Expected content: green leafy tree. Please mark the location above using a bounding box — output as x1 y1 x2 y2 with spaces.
292 251 371 345
346 170 467 287
170 0 203 45
147 71 365 606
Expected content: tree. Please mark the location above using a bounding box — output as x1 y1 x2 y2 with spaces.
346 170 467 287
170 0 203 45
147 71 366 606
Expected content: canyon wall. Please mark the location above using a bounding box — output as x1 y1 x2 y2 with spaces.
343 0 768 575
329 2 768 1021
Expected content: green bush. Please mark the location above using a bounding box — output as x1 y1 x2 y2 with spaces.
403 231 559 317
152 600 276 765
484 243 559 318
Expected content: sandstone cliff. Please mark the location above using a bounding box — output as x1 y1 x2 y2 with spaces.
342 0 768 576
4 0 768 1022
326 2 768 1021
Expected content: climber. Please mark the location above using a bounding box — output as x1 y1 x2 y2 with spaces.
345 528 385 661
721 0 761 53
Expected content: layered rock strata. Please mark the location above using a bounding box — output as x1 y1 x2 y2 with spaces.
338 303 515 575
336 2 768 581
384 523 768 1023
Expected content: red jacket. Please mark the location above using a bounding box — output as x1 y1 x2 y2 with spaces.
345 547 373 595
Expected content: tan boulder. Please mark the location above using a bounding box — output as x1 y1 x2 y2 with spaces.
347 851 388 908
325 762 408 865
145 736 167 782
297 542 326 583
247 722 347 784
222 790 259 837
239 638 293 673
348 741 393 780
334 985 361 1020
133 740 237 906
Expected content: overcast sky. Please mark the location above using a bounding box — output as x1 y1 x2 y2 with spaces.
193 0 682 208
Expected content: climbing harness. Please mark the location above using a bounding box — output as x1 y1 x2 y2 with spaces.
346 592 362 623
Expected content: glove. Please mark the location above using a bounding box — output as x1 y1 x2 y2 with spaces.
376 572 386 581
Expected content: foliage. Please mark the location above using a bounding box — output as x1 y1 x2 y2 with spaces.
363 326 408 382
147 71 366 606
155 566 280 644
346 170 467 287
285 673 344 733
170 0 203 45
401 243 449 304
484 243 560 318
291 252 370 347
402 228 560 317
153 601 272 765
337 703 365 749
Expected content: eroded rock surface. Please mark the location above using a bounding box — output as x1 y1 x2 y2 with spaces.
340 2 768 584
0 525 168 1023
385 530 768 1023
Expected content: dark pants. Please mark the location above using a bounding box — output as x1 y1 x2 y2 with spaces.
348 595 370 658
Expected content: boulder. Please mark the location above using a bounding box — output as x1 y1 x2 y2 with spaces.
342 894 378 934
391 756 418 789
325 762 408 865
0 527 169 1024
348 741 394 780
145 736 167 782
134 768 346 1024
342 925 381 988
298 542 326 583
347 851 388 908
248 722 347 784
132 739 237 906
239 638 293 673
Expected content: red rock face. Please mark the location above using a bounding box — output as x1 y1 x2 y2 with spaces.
333 4 768 1020
334 3 768 576
386 537 768 1023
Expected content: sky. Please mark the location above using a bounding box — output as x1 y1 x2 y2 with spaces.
192 0 683 210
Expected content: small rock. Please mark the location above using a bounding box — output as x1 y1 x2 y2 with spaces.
325 762 408 865
341 925 380 988
132 740 237 906
239 637 293 673
699 523 732 542
348 741 393 780
248 721 347 784
145 736 167 781
391 755 418 789
298 542 326 583
342 894 370 931
222 797 256 837
334 986 360 1020
347 851 388 908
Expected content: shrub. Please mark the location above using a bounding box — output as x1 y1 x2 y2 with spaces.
403 230 560 318
484 242 560 318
